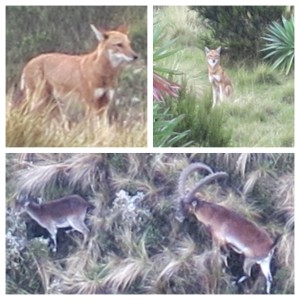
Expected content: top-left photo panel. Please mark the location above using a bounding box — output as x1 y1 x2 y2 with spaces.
6 6 147 147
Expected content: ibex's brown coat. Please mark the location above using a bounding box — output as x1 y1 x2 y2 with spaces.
178 163 277 294
16 194 92 252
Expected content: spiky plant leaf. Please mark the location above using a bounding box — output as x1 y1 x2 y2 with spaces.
262 16 294 75
153 18 182 101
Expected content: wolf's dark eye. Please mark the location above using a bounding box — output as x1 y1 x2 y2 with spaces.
117 43 123 48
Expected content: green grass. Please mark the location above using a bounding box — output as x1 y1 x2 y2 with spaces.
224 65 294 147
154 6 294 147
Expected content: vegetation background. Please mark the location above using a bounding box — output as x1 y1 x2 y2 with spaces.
6 153 294 294
153 6 294 147
6 6 147 147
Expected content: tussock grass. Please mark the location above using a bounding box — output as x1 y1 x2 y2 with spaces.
6 62 147 148
273 173 294 231
6 103 147 147
6 154 294 294
155 6 202 46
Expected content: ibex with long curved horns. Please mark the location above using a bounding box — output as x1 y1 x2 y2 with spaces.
15 194 92 252
177 163 278 294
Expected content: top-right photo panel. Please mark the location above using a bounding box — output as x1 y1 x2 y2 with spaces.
153 6 294 147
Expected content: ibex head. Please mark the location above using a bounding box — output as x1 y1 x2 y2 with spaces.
14 193 39 215
176 162 228 221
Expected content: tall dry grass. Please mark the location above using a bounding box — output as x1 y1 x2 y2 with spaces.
6 89 147 148
7 55 147 148
7 110 147 147
6 153 294 294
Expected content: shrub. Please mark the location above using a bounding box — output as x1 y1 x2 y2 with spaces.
191 6 284 61
164 90 232 147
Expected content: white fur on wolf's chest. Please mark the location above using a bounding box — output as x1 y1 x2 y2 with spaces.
94 88 115 100
208 74 221 83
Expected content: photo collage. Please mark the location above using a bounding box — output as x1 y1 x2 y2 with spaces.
4 3 295 296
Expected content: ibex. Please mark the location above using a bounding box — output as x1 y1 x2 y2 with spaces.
12 24 138 120
177 163 278 294
15 194 92 252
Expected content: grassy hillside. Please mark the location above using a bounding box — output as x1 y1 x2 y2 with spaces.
6 153 294 294
153 7 294 147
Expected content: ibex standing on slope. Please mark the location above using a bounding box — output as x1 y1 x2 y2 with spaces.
177 163 278 294
15 194 92 252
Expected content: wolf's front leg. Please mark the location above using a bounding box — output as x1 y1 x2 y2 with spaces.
219 86 224 102
212 87 217 107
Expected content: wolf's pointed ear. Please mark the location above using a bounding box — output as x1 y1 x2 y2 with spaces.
90 24 106 42
205 47 210 54
115 24 129 34
216 46 222 54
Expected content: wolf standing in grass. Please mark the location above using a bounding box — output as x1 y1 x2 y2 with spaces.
12 24 138 120
205 47 233 107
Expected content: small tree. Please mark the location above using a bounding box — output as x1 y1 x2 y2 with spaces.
192 6 284 61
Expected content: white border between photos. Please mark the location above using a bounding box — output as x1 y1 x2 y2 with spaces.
2 0 298 298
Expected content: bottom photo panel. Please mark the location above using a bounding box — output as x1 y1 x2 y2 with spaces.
6 153 294 294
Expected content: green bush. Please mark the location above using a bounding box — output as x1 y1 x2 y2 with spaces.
162 90 232 147
191 6 285 61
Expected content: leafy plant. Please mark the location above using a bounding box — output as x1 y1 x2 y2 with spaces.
153 103 192 147
261 16 294 75
153 73 181 102
153 18 182 101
